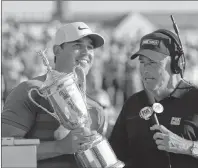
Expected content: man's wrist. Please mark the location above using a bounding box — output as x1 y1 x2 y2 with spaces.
185 140 194 155
181 140 193 155
189 141 198 158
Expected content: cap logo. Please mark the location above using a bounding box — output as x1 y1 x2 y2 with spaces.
78 26 88 30
142 39 159 46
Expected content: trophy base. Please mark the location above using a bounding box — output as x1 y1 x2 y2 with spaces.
75 133 125 168
107 160 125 168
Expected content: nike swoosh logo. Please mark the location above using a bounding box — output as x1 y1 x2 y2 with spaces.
78 26 88 30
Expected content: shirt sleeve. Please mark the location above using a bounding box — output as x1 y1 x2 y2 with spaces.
2 82 38 133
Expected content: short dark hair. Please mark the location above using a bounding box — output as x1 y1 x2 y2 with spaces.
54 41 76 63
53 43 64 63
59 43 65 49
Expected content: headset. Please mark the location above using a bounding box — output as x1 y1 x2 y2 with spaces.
153 29 185 78
153 16 186 78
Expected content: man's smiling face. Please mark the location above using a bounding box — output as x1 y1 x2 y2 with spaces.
54 36 94 75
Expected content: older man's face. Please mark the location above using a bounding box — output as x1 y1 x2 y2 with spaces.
55 36 94 75
139 55 172 92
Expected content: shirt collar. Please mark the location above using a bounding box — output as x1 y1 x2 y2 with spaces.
170 79 195 98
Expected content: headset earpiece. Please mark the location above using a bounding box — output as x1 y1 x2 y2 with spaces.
153 29 185 76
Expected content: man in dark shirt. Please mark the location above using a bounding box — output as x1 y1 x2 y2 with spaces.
109 29 198 168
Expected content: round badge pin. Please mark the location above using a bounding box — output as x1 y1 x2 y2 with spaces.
139 106 153 120
152 103 164 114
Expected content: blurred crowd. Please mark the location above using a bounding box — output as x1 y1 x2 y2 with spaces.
2 17 198 137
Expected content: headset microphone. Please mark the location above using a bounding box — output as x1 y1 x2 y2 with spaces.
170 15 183 50
170 15 186 78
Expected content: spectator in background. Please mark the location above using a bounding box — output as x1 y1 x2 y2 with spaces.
2 57 28 100
86 66 116 138
185 48 198 86
2 75 5 109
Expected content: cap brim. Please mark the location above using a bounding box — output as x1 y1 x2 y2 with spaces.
131 49 167 61
81 33 105 48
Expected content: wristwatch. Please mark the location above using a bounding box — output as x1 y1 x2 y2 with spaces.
190 141 198 158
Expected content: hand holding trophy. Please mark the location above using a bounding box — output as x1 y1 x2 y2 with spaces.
28 50 125 168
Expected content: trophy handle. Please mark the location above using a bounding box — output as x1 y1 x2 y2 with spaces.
73 65 86 98
97 110 109 136
28 88 61 123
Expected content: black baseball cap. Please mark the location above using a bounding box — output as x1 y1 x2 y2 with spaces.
131 30 180 61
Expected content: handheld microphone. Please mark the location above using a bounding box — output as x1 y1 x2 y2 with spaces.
152 103 164 125
140 104 171 167
152 103 171 168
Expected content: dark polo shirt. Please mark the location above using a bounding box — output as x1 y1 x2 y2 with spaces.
110 80 198 168
2 74 107 168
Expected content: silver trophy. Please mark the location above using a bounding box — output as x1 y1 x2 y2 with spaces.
28 50 125 168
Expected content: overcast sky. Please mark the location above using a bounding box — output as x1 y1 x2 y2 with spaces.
70 1 198 13
2 1 198 14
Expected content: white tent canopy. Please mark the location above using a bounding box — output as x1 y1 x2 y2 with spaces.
113 12 156 40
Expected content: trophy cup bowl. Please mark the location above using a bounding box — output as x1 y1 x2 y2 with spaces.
29 70 90 130
28 50 125 168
